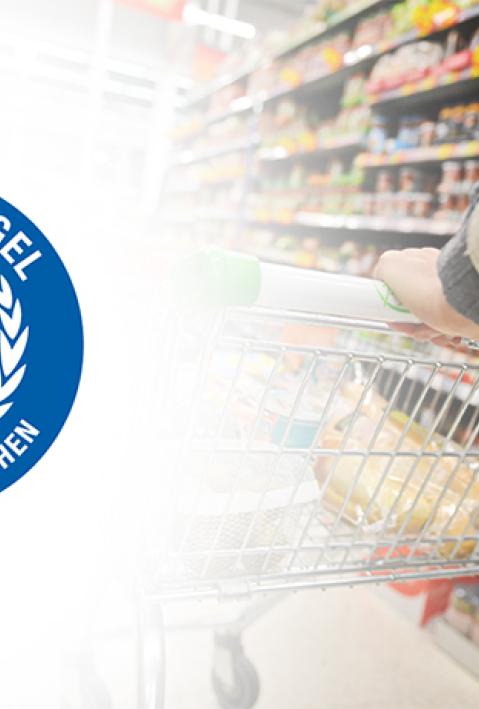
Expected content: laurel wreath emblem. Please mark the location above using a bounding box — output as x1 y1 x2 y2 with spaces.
0 275 28 420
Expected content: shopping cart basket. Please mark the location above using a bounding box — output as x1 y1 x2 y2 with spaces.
140 250 479 708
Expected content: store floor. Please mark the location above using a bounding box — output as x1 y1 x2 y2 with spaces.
162 587 479 709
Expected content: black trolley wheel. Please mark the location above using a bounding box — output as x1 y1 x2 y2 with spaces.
212 634 260 709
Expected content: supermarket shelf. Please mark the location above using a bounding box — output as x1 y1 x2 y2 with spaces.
202 97 254 128
174 138 259 167
431 619 479 680
258 137 364 163
182 0 479 111
196 209 240 221
160 209 240 224
163 176 245 194
370 67 479 110
184 65 258 110
257 6 479 106
274 0 390 59
260 55 376 106
294 212 460 236
356 141 479 168
182 0 390 109
176 6 479 141
160 208 460 241
178 98 255 143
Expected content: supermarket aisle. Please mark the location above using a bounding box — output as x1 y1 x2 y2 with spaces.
164 587 479 709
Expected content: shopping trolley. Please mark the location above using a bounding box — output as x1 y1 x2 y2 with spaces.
138 250 479 709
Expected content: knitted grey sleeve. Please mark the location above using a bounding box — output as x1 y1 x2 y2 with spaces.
438 184 479 326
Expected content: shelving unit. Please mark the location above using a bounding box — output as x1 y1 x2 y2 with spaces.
258 137 365 163
162 0 479 276
293 212 460 236
370 67 479 109
183 0 391 109
357 140 479 167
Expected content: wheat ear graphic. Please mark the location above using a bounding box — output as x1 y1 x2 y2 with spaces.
0 276 28 419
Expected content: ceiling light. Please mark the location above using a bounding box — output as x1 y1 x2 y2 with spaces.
183 4 256 40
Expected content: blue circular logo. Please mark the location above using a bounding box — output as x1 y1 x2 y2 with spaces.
0 198 83 492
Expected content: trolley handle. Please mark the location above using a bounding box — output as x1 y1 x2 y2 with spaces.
258 261 419 324
173 248 420 324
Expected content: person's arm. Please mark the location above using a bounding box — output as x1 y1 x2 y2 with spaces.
373 188 479 344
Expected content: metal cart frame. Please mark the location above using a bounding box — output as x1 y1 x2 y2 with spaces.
137 252 479 706
66 258 479 709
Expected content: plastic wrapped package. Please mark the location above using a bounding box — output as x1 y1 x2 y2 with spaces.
314 383 479 558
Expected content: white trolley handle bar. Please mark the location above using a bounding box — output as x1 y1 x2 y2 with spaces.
258 262 420 324
174 249 420 324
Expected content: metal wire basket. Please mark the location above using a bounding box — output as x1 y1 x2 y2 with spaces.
150 251 479 600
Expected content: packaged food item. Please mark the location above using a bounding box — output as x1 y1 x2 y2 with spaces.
367 115 388 154
438 29 470 76
396 115 423 149
352 11 394 50
412 193 433 219
435 192 457 219
418 120 436 147
399 167 422 192
465 160 479 185
456 192 471 214
376 169 395 193
436 107 453 144
395 192 412 217
441 160 463 187
368 40 444 94
314 384 479 557
341 74 367 108
450 105 466 142
362 193 376 216
464 103 479 140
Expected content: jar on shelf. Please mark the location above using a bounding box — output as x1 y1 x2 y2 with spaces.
376 169 394 193
456 192 470 215
464 103 479 141
399 167 421 193
419 120 436 147
362 193 376 216
464 160 479 185
441 161 463 188
450 105 466 143
396 115 422 149
375 192 396 217
396 192 411 217
367 115 388 155
436 107 453 144
436 192 457 219
412 193 433 219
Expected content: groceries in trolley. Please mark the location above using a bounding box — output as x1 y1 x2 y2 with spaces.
160 308 479 585
315 382 479 560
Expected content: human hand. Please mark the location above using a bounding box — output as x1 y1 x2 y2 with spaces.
373 248 479 345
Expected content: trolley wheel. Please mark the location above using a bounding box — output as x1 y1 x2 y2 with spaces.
211 634 260 709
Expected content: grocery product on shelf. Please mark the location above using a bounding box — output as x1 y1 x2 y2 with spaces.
259 76 371 158
435 158 477 216
367 39 446 95
164 0 479 272
368 23 479 100
248 31 351 100
363 100 479 156
244 227 382 276
167 150 247 190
